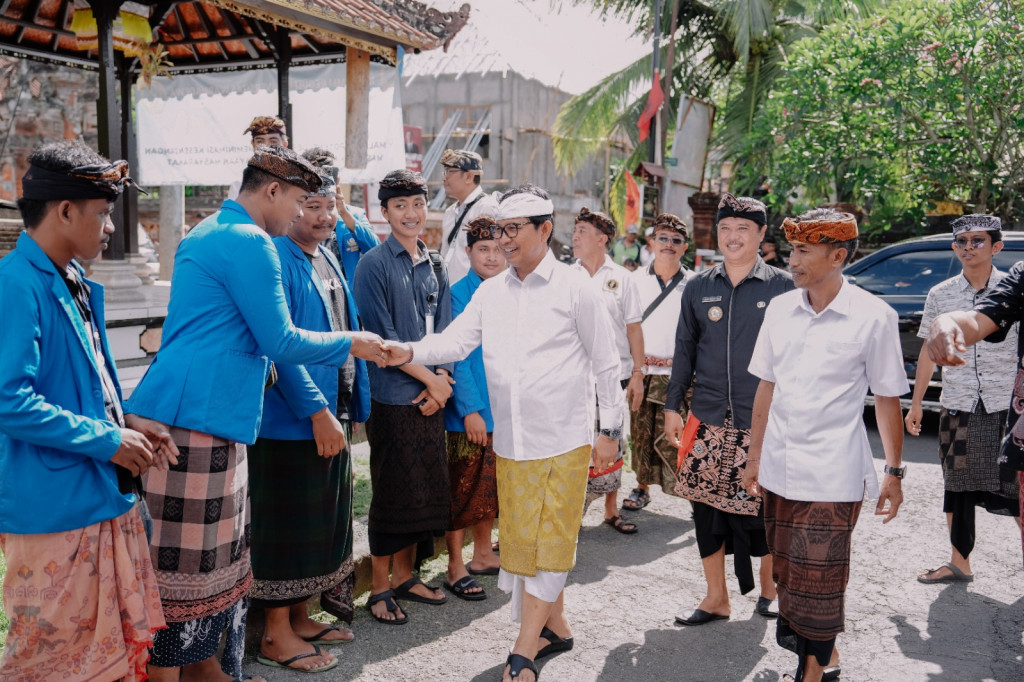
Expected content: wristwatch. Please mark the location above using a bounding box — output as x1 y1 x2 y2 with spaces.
883 464 907 479
599 427 622 440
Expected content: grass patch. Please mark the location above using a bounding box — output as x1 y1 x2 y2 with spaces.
0 550 7 652
352 446 372 518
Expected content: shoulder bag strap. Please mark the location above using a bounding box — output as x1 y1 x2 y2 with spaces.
641 270 685 322
446 194 485 247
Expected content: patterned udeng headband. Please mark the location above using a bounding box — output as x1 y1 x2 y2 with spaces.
575 206 616 239
781 213 859 244
247 147 323 194
716 193 767 227
951 214 1001 236
245 116 287 137
21 159 147 201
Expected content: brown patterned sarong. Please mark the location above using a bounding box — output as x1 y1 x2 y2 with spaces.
675 413 760 516
763 491 862 667
447 431 499 530
0 503 165 681
143 427 252 623
630 374 682 494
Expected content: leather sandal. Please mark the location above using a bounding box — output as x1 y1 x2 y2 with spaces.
367 589 408 625
505 653 539 680
604 515 638 534
536 626 574 660
621 487 651 511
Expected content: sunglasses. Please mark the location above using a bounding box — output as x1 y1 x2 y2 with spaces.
655 235 685 246
953 237 988 249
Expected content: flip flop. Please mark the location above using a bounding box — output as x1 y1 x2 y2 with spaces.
302 624 354 645
621 487 651 511
823 663 842 681
466 562 500 576
604 515 638 534
443 575 487 601
505 652 539 680
257 644 337 673
367 589 408 625
393 576 447 605
917 561 974 583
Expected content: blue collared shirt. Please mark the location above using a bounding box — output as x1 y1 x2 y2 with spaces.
444 269 494 433
353 235 452 405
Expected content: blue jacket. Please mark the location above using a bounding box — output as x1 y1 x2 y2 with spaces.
127 200 357 445
260 237 371 440
0 232 130 534
332 207 379 291
444 270 494 433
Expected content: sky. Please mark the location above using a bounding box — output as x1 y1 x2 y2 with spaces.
404 0 651 94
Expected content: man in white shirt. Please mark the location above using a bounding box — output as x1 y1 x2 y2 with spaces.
905 214 1020 585
439 149 499 283
743 208 908 682
572 207 645 533
624 214 691 512
385 184 622 682
638 226 656 267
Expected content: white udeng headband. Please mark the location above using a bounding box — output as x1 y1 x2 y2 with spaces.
496 193 554 221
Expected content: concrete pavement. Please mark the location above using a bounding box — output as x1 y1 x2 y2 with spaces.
244 416 1024 681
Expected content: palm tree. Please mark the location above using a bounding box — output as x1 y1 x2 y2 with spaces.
553 0 884 219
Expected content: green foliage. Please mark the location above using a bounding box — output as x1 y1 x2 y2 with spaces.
742 0 1024 236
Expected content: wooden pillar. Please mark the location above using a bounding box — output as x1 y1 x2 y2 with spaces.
276 27 292 135
346 48 370 169
92 0 126 260
688 191 721 251
118 54 139 255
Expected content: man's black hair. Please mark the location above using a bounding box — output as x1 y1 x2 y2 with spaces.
500 183 555 245
239 166 279 194
17 141 108 229
797 207 859 266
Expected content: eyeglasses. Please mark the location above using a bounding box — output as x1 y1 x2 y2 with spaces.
442 167 465 177
492 220 532 239
655 235 685 246
954 237 988 249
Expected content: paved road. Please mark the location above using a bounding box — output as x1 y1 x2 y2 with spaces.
247 413 1023 681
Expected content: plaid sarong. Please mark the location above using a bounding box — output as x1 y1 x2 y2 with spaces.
0 503 165 681
143 427 252 623
763 491 861 666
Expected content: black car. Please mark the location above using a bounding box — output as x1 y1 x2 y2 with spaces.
843 233 1024 409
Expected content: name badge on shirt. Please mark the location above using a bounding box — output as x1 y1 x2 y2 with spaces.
702 296 722 303
425 314 435 336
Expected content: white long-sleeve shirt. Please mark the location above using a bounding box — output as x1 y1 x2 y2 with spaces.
410 250 623 461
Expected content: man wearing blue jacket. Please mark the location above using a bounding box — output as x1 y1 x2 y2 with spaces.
300 147 379 291
249 169 371 673
0 141 175 680
442 216 506 601
127 145 386 682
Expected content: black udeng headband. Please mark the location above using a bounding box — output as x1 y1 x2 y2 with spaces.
21 160 146 201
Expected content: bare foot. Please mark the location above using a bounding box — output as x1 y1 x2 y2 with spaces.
260 633 336 671
291 613 354 643
695 596 730 617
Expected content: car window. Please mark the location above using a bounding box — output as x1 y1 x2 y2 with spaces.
849 251 954 295
993 251 1024 272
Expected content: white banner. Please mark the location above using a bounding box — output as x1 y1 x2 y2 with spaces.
135 62 405 186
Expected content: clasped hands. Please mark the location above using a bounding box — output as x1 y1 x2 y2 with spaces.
349 334 418 368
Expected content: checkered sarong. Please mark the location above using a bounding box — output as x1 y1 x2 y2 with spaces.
143 427 252 622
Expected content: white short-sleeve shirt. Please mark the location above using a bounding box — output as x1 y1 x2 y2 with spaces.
630 264 691 375
748 281 910 502
574 256 642 380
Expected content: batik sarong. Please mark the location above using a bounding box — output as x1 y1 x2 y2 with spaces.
447 431 499 531
248 432 355 620
365 401 449 559
675 413 760 515
939 406 1019 557
630 374 682 494
144 427 252 670
763 491 862 668
496 445 590 576
0 503 164 681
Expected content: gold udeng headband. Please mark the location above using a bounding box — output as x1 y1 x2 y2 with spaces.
781 213 858 244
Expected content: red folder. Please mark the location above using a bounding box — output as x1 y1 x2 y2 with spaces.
676 413 701 473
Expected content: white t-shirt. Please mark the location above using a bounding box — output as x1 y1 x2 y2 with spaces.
748 281 910 502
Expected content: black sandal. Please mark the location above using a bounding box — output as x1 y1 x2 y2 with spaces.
604 515 638 534
367 589 408 625
393 576 447 605
621 487 650 511
505 653 539 680
536 626 574 660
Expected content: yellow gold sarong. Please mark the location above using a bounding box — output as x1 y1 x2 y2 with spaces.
496 445 590 576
